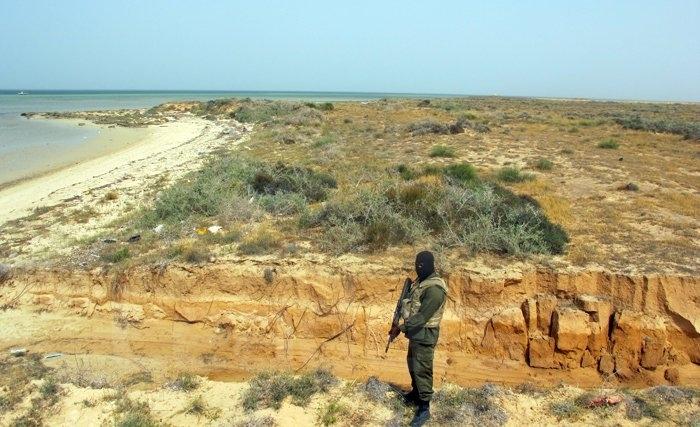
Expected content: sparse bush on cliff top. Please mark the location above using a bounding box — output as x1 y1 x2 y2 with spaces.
251 162 337 202
143 156 336 226
238 227 283 255
304 177 568 255
231 100 322 126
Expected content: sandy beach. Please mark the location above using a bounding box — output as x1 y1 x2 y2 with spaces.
0 118 152 190
0 115 250 262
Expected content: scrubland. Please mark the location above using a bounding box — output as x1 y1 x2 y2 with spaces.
1 97 699 427
7 96 695 273
2 354 698 426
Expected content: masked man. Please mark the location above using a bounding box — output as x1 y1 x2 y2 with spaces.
389 251 448 427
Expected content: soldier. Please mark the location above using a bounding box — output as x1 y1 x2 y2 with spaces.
389 250 448 427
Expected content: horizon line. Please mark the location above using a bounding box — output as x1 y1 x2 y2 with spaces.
1 89 698 104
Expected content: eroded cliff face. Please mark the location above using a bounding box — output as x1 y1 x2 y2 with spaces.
1 261 698 386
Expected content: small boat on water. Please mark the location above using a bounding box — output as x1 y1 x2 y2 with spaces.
17 91 27 95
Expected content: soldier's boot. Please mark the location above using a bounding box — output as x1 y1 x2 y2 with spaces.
401 389 419 406
410 400 430 427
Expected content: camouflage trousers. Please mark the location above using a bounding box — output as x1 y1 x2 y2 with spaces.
407 339 436 402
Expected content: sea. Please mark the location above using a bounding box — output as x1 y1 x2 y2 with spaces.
0 90 451 186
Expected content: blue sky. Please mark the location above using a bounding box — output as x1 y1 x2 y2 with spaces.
1 1 698 101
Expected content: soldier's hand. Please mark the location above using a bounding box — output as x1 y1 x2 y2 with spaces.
389 324 401 341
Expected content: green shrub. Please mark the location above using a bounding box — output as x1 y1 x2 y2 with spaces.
535 159 553 171
429 145 456 158
597 139 619 149
407 120 449 135
146 156 257 223
305 180 567 255
395 164 417 181
317 401 348 426
305 186 426 253
304 102 334 111
166 241 212 263
496 167 534 183
242 369 338 411
258 193 309 215
142 157 335 228
251 162 337 202
443 163 477 184
103 247 130 263
313 134 335 148
231 100 321 125
39 377 60 400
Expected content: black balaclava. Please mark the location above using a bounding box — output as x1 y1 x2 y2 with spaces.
415 251 435 281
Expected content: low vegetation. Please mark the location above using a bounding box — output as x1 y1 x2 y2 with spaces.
1 360 698 425
166 372 201 392
304 176 567 255
407 115 490 136
241 369 338 411
547 386 699 423
597 138 619 149
99 142 566 264
39 96 699 272
112 394 159 427
429 145 456 158
534 158 553 171
615 115 700 140
431 383 508 426
183 395 221 420
496 166 534 183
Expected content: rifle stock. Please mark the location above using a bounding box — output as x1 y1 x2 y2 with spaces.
385 277 413 352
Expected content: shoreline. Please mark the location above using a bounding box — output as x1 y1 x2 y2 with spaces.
0 116 222 226
0 117 152 191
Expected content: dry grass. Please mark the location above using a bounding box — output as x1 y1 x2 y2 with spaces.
512 179 573 228
654 191 700 218
9 96 698 273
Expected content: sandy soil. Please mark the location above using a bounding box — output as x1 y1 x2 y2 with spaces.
0 115 251 263
0 342 697 427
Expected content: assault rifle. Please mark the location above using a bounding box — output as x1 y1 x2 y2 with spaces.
385 277 413 353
